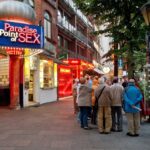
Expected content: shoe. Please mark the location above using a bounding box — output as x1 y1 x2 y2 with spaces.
126 132 135 137
117 129 123 132
105 132 110 134
80 126 84 128
99 132 104 134
84 127 92 130
134 134 139 137
111 129 116 132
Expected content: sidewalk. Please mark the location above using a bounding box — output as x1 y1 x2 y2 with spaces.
0 97 149 150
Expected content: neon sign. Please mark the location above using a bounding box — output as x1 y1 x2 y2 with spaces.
0 21 44 49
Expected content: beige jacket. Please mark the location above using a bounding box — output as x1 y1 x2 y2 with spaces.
110 83 124 106
95 84 112 107
77 84 92 107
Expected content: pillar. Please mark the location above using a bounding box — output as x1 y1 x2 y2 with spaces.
9 56 20 109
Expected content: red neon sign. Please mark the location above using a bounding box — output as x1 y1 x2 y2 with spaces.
6 48 23 55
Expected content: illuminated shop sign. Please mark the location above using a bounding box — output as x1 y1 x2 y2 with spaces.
60 68 71 73
0 21 44 49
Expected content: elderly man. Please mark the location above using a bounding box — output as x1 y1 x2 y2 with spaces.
95 77 112 134
110 77 124 132
123 79 143 137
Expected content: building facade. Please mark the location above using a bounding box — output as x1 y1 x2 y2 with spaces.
0 0 101 108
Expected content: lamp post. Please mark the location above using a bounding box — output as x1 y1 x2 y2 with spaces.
141 2 150 119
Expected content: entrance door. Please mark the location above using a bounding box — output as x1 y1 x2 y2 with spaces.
29 70 34 101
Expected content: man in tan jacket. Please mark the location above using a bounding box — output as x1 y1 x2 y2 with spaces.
110 77 124 132
95 77 112 134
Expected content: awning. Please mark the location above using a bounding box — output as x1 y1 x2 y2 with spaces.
40 53 68 65
93 68 104 75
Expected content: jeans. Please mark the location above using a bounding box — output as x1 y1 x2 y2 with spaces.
91 106 97 125
111 106 123 131
79 106 90 127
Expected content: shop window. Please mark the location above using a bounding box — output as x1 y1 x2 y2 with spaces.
44 11 52 39
40 60 54 89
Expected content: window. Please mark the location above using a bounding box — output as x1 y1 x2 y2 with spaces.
40 60 54 88
64 39 69 50
44 11 52 39
58 35 63 47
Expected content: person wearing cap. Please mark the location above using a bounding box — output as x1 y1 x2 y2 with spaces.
110 77 124 132
123 79 143 137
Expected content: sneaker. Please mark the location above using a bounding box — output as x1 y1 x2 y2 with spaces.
84 127 92 130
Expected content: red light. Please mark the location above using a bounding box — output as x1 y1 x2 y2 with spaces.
6 47 23 55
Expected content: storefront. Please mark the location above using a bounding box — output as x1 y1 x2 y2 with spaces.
58 65 72 97
0 20 44 108
57 59 94 98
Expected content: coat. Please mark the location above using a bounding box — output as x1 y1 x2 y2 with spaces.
123 83 143 113
110 83 124 106
95 84 112 107
77 84 92 107
91 79 99 106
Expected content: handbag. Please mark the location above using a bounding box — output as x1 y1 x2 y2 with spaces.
95 86 105 111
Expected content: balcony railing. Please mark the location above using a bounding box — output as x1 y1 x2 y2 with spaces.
58 17 95 49
61 0 92 28
65 49 92 63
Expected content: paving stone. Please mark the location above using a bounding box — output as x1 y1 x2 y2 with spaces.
0 97 150 150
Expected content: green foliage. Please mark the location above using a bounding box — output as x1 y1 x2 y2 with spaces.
75 0 148 77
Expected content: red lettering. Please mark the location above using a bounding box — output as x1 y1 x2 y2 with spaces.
33 34 40 44
26 33 33 43
4 23 10 31
18 33 26 42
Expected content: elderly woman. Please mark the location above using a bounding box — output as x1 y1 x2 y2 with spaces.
77 77 92 130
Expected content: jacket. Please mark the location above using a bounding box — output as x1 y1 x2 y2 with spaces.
95 84 112 107
123 83 143 113
91 79 99 106
77 84 92 106
110 83 124 106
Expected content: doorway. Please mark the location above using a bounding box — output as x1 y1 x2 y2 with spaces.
29 70 34 101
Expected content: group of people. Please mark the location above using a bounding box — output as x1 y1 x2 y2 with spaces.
72 75 143 137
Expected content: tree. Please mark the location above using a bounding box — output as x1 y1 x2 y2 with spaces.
75 0 148 78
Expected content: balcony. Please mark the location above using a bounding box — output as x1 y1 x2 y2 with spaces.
59 49 92 63
61 0 92 28
58 17 95 50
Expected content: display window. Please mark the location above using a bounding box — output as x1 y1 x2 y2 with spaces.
40 59 55 88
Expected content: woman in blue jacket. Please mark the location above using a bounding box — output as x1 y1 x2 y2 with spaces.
123 79 143 137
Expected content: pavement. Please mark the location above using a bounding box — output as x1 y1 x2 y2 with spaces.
0 97 150 150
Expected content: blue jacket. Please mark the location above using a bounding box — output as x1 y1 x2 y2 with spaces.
123 83 143 113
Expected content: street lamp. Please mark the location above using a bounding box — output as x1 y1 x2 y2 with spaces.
141 2 150 120
141 2 150 26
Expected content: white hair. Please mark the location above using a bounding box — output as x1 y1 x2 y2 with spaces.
98 77 105 84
